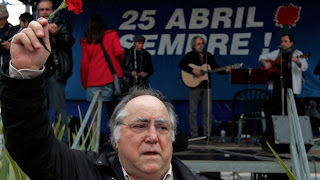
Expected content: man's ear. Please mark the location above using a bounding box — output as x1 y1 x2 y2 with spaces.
116 144 118 149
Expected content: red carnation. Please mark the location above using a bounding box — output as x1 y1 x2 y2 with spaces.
47 0 83 21
42 0 83 52
275 3 301 28
65 0 83 15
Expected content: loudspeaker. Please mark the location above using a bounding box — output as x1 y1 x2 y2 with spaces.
261 115 314 153
272 115 314 145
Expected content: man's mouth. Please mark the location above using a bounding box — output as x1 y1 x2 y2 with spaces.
143 151 159 155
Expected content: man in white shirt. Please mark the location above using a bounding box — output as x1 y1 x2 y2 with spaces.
259 34 308 99
259 34 308 153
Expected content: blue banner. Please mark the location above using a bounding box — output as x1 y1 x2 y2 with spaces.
64 0 320 100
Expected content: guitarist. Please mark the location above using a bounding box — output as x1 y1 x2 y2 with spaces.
259 34 308 153
179 36 231 138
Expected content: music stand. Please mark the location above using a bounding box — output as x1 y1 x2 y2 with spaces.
231 69 268 85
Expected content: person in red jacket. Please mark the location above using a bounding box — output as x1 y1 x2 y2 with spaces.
80 14 124 128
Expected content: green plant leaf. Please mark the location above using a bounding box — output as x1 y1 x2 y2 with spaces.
1 150 9 180
2 147 23 180
266 141 296 180
57 125 66 141
54 114 62 137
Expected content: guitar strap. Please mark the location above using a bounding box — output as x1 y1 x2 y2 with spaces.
199 53 204 64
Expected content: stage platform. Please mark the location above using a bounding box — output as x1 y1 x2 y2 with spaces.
174 136 320 176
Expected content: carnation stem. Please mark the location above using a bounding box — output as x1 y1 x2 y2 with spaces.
40 0 67 53
40 39 51 53
47 1 67 21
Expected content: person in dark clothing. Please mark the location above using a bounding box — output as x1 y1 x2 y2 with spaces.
314 59 320 76
179 36 231 138
1 18 207 180
122 35 154 88
37 0 75 144
0 4 20 65
19 12 34 29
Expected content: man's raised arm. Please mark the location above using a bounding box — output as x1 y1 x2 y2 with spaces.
11 18 50 71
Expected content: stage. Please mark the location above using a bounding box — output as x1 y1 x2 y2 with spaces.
174 136 320 179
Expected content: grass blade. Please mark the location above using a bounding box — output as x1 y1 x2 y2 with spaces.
266 141 296 180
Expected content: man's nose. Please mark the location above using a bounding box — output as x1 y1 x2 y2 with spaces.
145 125 158 143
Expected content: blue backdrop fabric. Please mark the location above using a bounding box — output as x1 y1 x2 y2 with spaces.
62 0 320 100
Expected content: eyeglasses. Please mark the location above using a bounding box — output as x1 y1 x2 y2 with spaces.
38 8 52 11
196 42 205 45
120 120 171 135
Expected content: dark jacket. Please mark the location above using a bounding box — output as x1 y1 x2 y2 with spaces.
179 49 226 88
122 46 154 88
314 60 320 76
45 16 74 81
0 22 20 64
0 62 206 180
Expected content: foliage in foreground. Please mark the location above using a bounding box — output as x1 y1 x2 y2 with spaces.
0 107 97 180
266 141 296 180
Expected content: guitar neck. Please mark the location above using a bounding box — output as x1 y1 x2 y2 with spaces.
207 67 226 73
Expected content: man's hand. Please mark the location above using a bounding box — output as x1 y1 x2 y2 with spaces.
192 69 201 77
48 23 59 35
131 71 137 77
225 66 231 73
261 60 272 70
11 18 50 70
138 71 148 78
1 41 11 50
291 56 301 67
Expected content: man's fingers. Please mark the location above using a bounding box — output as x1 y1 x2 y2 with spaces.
24 27 45 49
28 20 45 38
17 19 51 52
12 33 34 52
39 19 51 49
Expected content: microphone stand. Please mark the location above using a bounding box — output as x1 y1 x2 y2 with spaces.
133 48 138 86
279 48 285 116
203 49 211 145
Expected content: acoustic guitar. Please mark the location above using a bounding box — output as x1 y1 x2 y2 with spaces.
181 63 242 88
261 52 311 75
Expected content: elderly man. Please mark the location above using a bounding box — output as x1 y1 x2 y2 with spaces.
0 19 206 179
0 4 20 65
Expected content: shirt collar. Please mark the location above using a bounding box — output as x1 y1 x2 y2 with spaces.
122 163 173 180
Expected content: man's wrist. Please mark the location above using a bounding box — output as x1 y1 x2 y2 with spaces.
9 60 44 79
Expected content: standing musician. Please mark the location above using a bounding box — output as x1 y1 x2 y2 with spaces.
122 35 154 89
259 33 308 115
179 36 231 138
259 33 308 153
